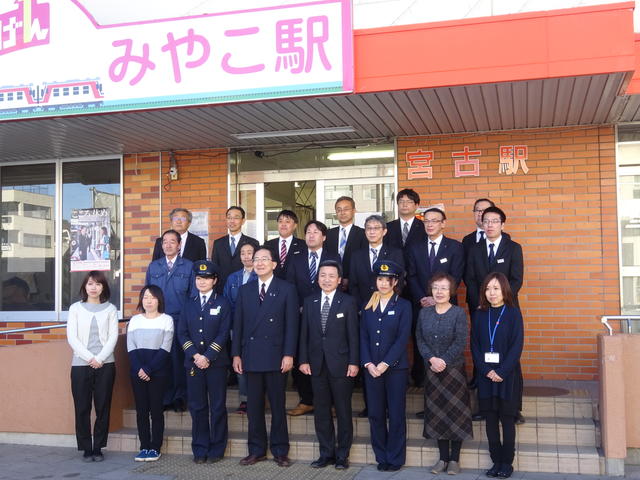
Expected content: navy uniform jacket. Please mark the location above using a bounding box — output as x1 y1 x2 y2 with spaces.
152 232 207 263
145 256 195 315
265 237 307 280
385 218 427 250
178 293 232 368
406 235 465 306
231 277 299 372
349 245 405 310
211 234 260 293
285 249 341 307
360 294 411 369
324 225 367 281
298 291 359 378
464 236 523 312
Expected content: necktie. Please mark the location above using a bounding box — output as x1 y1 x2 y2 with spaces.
230 236 236 256
488 243 495 264
479 231 485 242
280 239 287 266
429 241 436 267
370 247 378 270
167 260 173 271
321 296 330 334
242 270 250 285
402 222 409 246
338 227 347 259
309 251 318 283
259 283 266 304
201 295 207 308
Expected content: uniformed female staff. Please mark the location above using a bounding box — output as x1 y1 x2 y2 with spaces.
470 272 523 479
360 260 411 472
177 260 232 464
66 271 118 462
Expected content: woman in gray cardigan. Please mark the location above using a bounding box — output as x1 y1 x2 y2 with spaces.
416 273 472 476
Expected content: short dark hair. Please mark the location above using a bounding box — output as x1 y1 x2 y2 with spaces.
482 206 506 223
478 272 515 310
429 273 457 298
254 246 275 261
277 209 298 224
335 196 355 209
304 220 327 236
396 188 420 205
318 260 343 277
168 208 192 222
226 206 246 219
162 229 181 243
136 284 166 314
474 198 495 210
79 271 111 303
365 214 386 229
424 207 446 221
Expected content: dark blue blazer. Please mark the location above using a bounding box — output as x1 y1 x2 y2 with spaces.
298 291 359 378
384 217 427 250
265 236 307 280
360 294 411 369
406 235 465 305
211 233 259 293
348 244 405 310
178 293 232 368
324 225 367 280
231 277 299 372
152 231 206 263
145 256 195 315
285 249 341 307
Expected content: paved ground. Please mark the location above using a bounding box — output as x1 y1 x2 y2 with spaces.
0 443 638 480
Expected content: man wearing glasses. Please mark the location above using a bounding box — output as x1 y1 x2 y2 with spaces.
462 198 495 255
152 208 207 262
385 189 427 250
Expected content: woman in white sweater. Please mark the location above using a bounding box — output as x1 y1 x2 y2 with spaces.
66 271 119 462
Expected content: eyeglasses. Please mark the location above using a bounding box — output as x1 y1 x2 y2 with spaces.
365 226 384 232
252 257 272 263
397 199 415 205
423 219 442 224
473 209 485 214
431 285 450 291
171 216 188 222
482 219 502 226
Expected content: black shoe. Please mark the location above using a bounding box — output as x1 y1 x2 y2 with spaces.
82 451 94 463
335 458 349 470
310 457 335 468
472 413 485 421
415 410 424 419
515 412 525 425
92 449 104 462
194 456 206 464
486 463 500 477
496 464 514 478
227 372 238 386
358 408 368 418
377 462 389 471
173 398 187 413
207 456 223 463
387 464 401 471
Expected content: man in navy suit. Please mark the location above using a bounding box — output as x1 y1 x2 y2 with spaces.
152 208 207 262
385 189 427 250
264 210 306 280
461 198 495 256
285 220 341 417
349 215 405 310
406 207 465 398
299 260 359 470
323 196 367 292
232 247 298 467
211 206 259 294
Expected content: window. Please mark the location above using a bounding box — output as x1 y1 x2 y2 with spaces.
23 233 51 249
53 88 59 97
63 87 69 96
7 92 13 101
16 91 23 100
82 85 89 95
72 86 79 95
0 93 4 101
1 201 19 215
23 203 50 219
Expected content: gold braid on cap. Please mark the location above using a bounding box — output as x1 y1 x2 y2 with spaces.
364 290 394 311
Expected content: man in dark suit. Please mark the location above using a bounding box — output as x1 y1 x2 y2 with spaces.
231 247 298 468
406 208 465 391
285 220 341 417
211 206 259 294
461 198 495 256
299 260 359 470
152 208 207 262
464 206 523 313
349 214 405 310
264 210 306 280
324 196 367 292
385 188 427 250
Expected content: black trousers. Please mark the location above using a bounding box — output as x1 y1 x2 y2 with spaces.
311 363 354 460
131 374 167 451
292 365 314 405
485 411 516 465
70 363 116 453
246 371 289 457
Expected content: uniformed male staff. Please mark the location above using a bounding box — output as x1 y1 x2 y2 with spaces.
178 260 231 464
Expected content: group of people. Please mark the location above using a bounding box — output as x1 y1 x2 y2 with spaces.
65 191 524 478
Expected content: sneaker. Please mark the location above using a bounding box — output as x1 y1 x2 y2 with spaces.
145 449 161 462
447 460 460 475
134 449 148 462
235 401 247 414
430 459 447 474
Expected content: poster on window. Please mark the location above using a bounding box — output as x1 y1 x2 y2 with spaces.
70 208 111 272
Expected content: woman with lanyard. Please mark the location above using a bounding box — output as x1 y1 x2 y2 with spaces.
360 260 411 472
470 272 524 479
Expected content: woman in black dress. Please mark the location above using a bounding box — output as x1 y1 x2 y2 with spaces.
416 273 472 475
470 272 524 479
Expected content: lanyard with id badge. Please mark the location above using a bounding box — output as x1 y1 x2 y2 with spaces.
485 306 506 364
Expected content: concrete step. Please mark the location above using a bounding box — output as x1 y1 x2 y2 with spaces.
121 408 599 447
106 428 604 475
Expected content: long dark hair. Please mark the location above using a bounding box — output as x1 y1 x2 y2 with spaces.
478 272 515 310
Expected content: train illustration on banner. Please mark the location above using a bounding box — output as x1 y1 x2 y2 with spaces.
0 79 104 116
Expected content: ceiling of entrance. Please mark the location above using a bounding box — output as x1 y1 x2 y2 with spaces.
0 72 632 162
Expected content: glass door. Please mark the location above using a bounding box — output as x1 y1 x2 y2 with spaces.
618 165 640 316
321 178 396 228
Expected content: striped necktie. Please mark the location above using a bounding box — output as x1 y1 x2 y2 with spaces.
259 283 266 304
309 251 318 283
370 247 378 270
279 239 287 266
230 236 236 256
321 296 330 334
402 222 409 246
338 227 347 259
488 243 495 264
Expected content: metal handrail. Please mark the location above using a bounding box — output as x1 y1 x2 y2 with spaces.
0 319 130 336
601 315 640 335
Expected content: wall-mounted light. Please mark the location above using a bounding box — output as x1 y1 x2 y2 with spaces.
169 151 178 180
231 126 356 140
327 149 395 161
